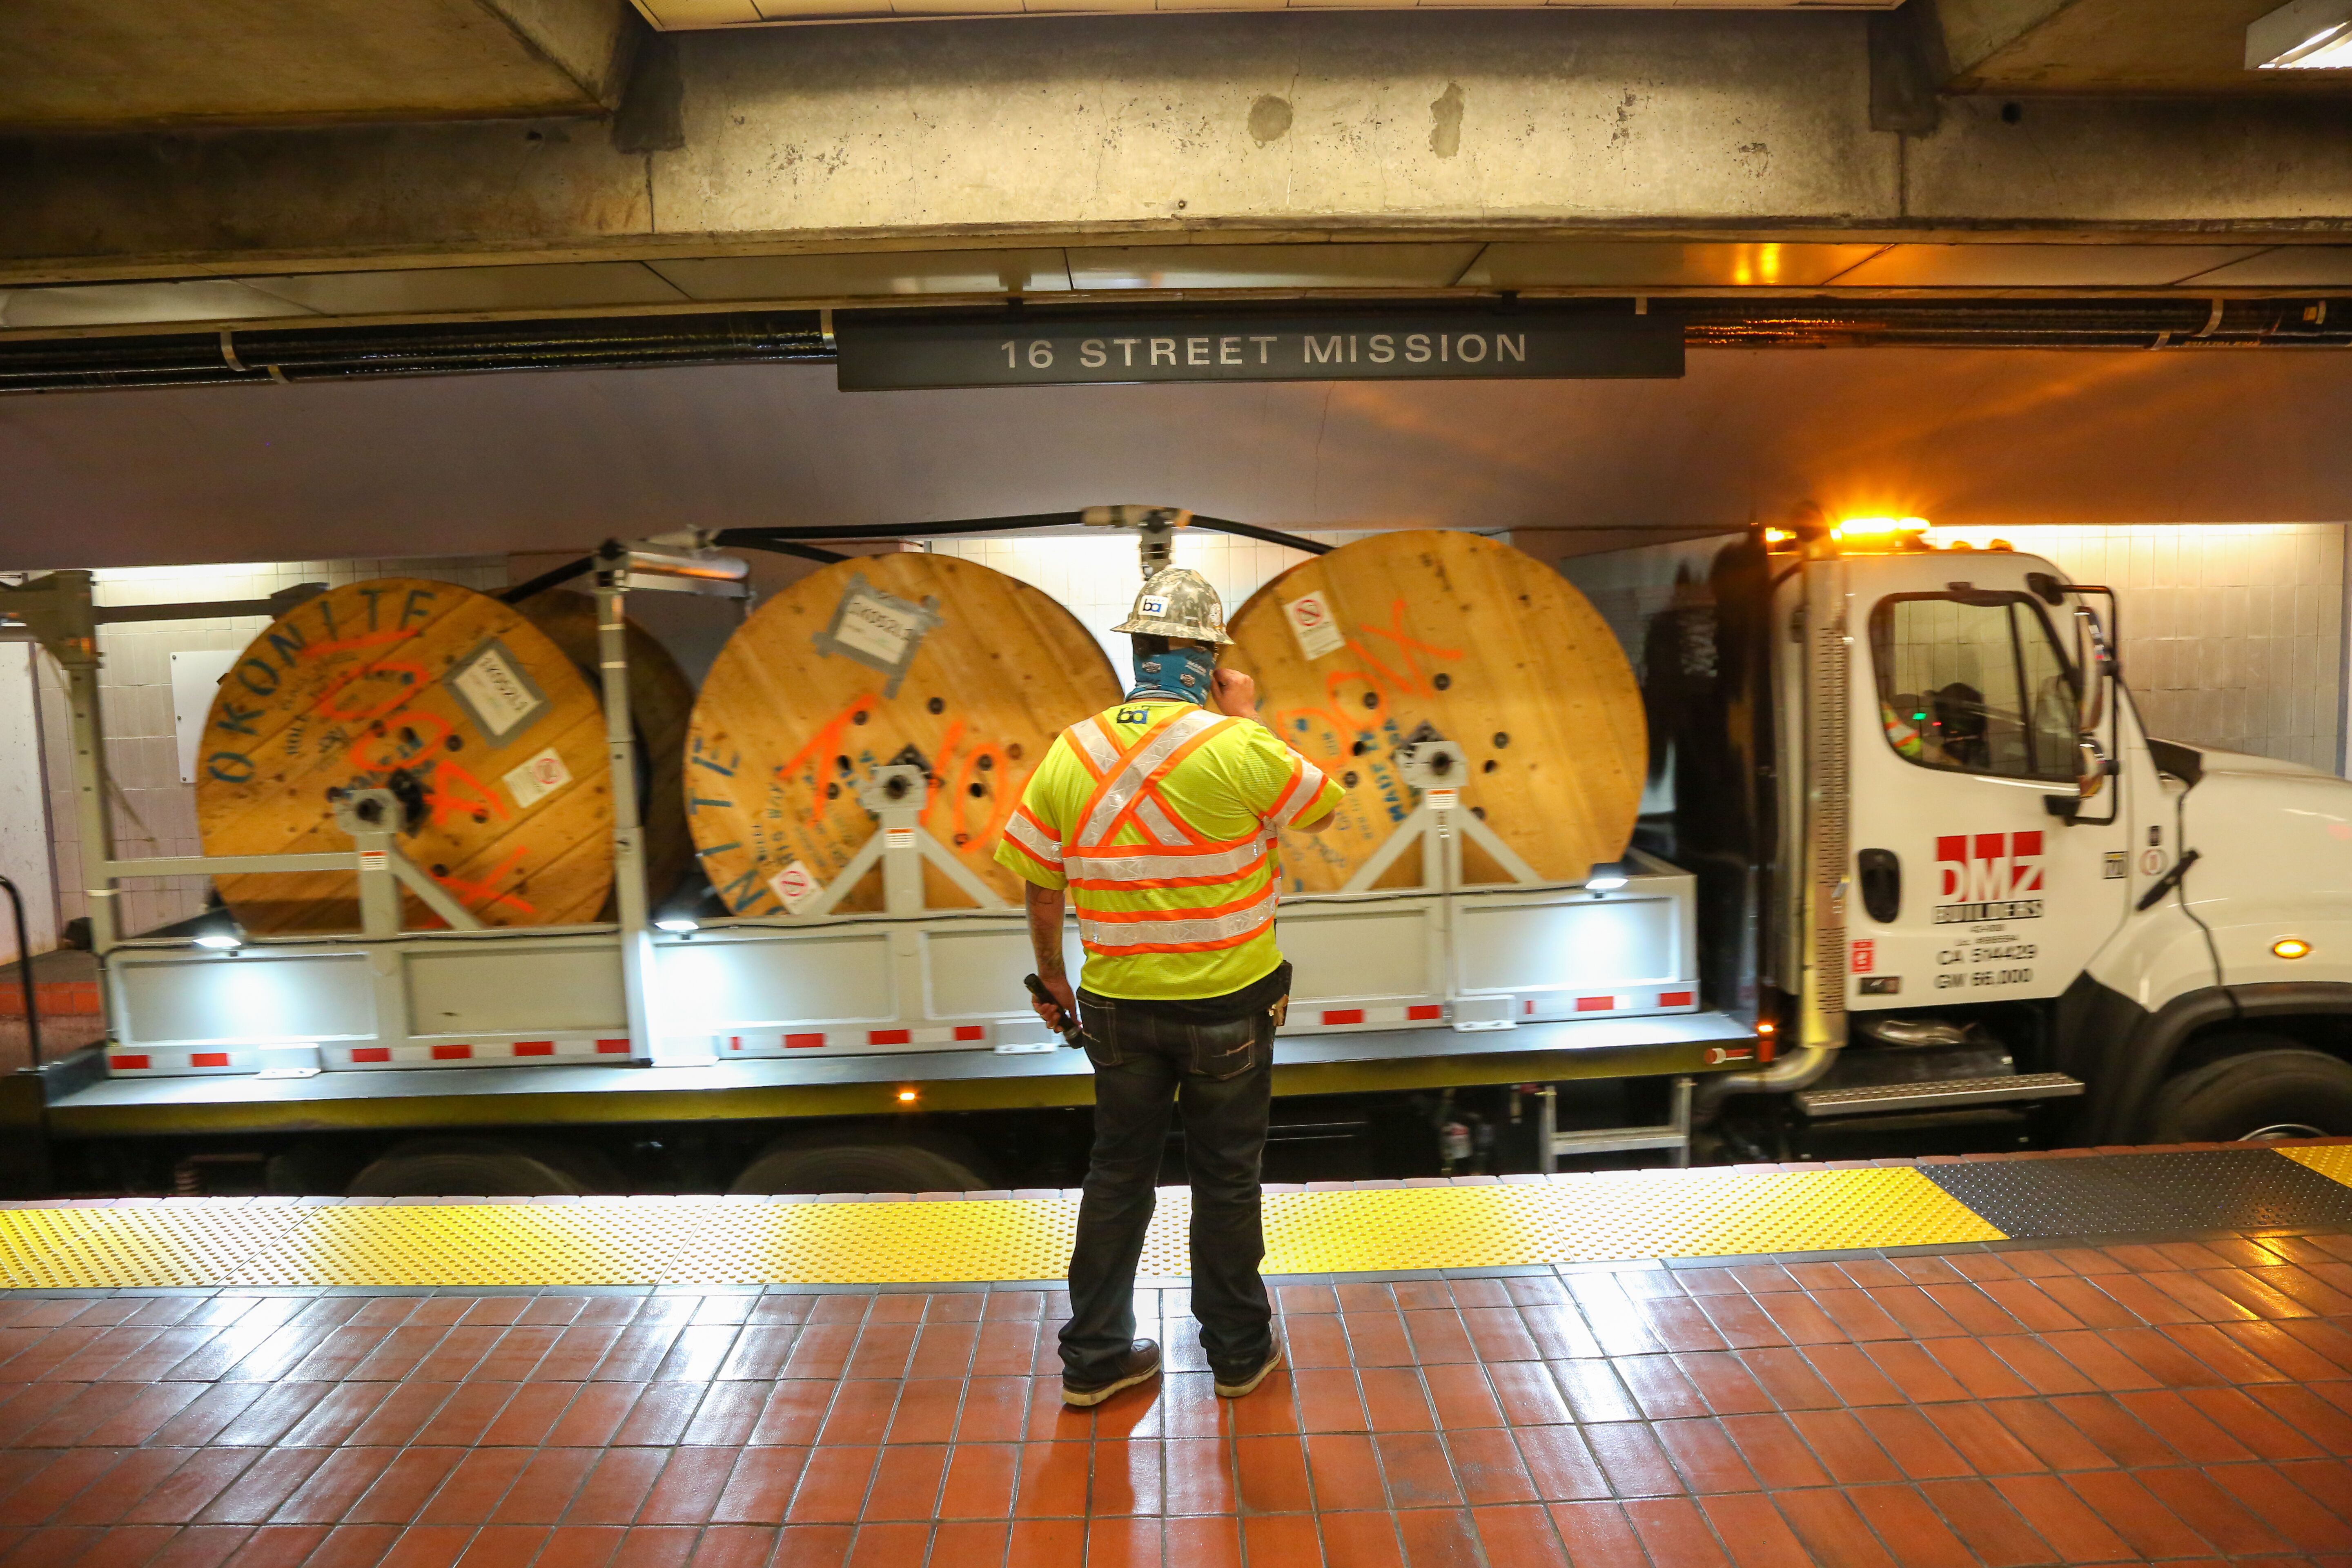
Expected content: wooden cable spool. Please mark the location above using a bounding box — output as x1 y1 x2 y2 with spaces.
513 588 697 909
194 579 613 935
686 553 1120 915
1224 529 1645 892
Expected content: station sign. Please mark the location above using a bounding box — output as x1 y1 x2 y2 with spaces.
834 312 1682 391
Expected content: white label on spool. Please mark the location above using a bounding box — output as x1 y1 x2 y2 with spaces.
769 859 823 914
835 588 924 668
449 639 548 743
504 747 571 810
357 851 389 873
1426 788 1459 810
1283 592 1345 660
885 828 915 851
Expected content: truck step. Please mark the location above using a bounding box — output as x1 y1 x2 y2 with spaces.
1795 1072 2085 1119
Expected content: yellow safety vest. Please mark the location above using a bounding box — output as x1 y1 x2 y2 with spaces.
995 699 1343 999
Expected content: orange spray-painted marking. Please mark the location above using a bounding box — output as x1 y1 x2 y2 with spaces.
777 691 882 829
431 844 537 918
921 718 968 835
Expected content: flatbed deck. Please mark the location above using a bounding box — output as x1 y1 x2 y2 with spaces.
42 1011 1754 1136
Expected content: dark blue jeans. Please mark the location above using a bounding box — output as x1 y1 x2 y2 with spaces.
1059 996 1276 1385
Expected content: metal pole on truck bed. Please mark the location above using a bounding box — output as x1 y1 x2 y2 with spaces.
595 547 654 1058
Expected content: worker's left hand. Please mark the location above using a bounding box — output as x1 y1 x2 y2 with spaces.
1032 972 1078 1033
1212 666 1258 720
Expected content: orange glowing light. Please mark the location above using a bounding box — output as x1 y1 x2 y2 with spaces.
2273 938 2312 960
895 1088 919 1102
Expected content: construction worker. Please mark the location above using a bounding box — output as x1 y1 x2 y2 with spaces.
996 566 1344 1408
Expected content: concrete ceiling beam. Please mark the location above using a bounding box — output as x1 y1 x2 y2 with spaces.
3 12 2350 292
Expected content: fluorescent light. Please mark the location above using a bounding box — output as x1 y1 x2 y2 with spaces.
193 932 242 950
655 917 699 934
1586 876 1628 891
2248 0 2352 67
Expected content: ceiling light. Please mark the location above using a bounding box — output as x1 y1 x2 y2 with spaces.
895 1088 918 1103
2274 937 2313 959
2249 0 2352 67
193 933 242 951
1586 876 1628 891
655 917 699 934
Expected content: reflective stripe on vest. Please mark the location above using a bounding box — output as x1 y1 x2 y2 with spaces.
1061 707 1274 956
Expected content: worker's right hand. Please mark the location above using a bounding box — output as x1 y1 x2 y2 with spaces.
1212 666 1258 720
1032 973 1078 1033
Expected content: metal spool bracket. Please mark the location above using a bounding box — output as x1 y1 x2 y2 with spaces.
807 764 1010 918
1340 740 1543 895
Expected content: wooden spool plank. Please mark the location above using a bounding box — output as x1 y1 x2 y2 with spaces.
1225 529 1645 892
194 579 614 934
688 554 1120 915
515 589 697 908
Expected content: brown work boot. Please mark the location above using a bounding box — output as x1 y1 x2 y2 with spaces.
1214 1337 1284 1399
1061 1339 1161 1408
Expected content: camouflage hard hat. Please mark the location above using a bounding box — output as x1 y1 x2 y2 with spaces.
1112 566 1233 646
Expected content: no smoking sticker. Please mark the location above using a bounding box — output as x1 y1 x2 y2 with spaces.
1283 591 1345 660
768 859 823 914
503 747 571 810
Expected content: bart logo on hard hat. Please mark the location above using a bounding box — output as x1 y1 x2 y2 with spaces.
1114 567 1234 645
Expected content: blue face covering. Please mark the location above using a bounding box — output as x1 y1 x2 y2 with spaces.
1129 644 1218 706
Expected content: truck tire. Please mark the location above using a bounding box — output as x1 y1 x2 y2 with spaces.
346 1137 596 1198
729 1140 988 1196
2143 1045 2352 1143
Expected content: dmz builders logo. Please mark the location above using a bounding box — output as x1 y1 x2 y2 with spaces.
1934 832 2045 923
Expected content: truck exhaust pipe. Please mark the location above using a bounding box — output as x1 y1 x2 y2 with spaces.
1717 539 1850 1097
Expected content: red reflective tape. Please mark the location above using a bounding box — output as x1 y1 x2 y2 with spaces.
109 1055 149 1070
1407 1004 1443 1021
1575 997 1615 1012
1660 991 1694 1007
351 1048 390 1064
513 1041 555 1057
1524 999 1536 1015
190 1052 230 1067
785 1033 826 1049
595 1039 631 1054
868 1029 912 1046
954 1026 986 1041
1321 1009 1365 1026
727 1036 745 1051
431 1044 473 1060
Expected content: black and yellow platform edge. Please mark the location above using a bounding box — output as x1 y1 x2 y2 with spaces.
0 1142 2343 1293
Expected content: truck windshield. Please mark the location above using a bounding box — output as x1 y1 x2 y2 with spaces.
1869 592 2078 784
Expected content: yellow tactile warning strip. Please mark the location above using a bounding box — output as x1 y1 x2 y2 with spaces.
2283 1142 2352 1188
0 1166 2000 1290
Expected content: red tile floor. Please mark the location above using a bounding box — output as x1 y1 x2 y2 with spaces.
0 1231 2349 1568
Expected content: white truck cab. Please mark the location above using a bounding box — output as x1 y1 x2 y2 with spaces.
1678 520 2352 1147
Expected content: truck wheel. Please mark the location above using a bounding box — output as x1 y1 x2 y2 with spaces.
346 1137 595 1197
2143 1046 2352 1143
729 1140 988 1196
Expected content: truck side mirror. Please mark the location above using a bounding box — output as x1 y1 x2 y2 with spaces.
2071 602 2117 801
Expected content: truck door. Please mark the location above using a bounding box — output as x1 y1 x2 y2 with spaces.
1844 559 2132 1009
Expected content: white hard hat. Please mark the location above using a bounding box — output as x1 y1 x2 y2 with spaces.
1112 566 1233 646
